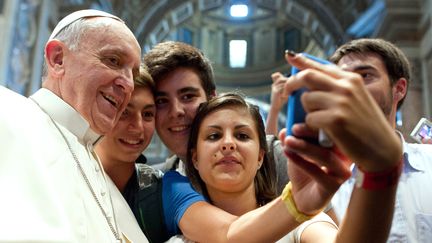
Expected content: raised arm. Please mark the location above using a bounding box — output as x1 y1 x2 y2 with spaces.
169 142 351 243
281 52 402 243
266 72 289 136
180 198 299 242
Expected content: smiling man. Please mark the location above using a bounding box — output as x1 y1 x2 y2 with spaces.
0 9 143 242
143 41 216 172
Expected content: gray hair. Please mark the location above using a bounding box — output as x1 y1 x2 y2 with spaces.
42 18 110 80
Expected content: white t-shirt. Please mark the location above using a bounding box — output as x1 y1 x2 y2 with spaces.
277 212 338 243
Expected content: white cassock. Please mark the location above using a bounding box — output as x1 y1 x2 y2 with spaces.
0 87 147 242
106 176 149 243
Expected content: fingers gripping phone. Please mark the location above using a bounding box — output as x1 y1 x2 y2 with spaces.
285 53 333 147
410 118 432 143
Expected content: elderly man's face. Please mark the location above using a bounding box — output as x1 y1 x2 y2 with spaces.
61 18 141 134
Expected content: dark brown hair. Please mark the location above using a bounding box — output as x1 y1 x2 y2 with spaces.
330 38 411 109
185 92 278 205
143 41 216 99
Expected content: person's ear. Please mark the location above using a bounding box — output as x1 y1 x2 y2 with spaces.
257 149 265 169
393 78 407 103
45 40 66 77
192 149 199 169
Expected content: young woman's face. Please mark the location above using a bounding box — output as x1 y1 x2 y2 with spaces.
192 106 264 195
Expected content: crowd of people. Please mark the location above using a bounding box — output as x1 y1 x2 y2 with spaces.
0 8 431 243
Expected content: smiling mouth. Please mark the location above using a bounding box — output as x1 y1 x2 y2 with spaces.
169 125 189 132
120 138 143 145
102 92 119 108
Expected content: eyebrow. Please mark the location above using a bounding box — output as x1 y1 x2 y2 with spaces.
142 104 156 110
349 65 377 72
155 86 201 97
100 47 140 74
178 87 201 94
100 47 127 57
154 91 167 97
207 124 251 130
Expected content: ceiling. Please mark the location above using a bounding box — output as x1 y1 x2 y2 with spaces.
54 0 410 96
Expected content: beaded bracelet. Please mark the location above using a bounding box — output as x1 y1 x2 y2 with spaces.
281 182 318 223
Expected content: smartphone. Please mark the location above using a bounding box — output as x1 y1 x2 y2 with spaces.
285 53 333 147
410 118 432 143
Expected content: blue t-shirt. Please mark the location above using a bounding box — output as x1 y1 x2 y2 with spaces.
162 171 206 235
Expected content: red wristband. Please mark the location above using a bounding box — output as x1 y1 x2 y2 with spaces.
355 159 403 190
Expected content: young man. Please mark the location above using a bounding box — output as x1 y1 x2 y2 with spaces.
0 10 142 242
143 41 289 192
284 38 432 242
328 38 432 243
143 41 215 172
282 44 404 243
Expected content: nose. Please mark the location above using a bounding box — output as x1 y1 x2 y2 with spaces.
220 136 236 153
168 99 185 118
128 114 144 132
115 68 134 94
221 144 235 151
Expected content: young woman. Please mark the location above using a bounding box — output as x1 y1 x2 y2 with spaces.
182 92 338 242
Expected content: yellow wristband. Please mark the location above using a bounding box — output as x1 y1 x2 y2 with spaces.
281 182 316 223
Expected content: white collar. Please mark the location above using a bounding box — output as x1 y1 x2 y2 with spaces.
30 88 101 146
396 130 425 172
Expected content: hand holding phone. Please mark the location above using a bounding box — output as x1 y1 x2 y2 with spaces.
285 53 333 147
410 118 432 143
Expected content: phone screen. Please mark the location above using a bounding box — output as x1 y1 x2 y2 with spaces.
411 118 432 143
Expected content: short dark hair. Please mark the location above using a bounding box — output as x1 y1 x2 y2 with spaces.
185 92 278 205
143 41 216 99
329 38 411 109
